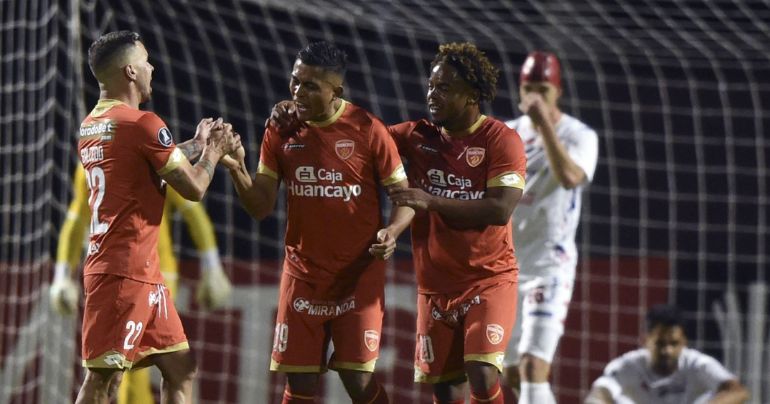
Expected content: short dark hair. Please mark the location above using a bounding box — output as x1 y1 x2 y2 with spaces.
296 41 348 77
88 30 142 78
431 42 499 102
646 304 685 334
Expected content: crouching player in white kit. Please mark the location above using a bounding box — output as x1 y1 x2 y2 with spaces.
585 304 749 404
501 51 599 403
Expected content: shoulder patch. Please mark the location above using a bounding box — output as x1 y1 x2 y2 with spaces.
157 127 174 147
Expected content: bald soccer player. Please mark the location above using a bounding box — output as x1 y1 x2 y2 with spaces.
501 51 599 404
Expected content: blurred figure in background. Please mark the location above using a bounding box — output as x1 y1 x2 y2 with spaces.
501 51 599 404
584 304 749 404
50 164 233 403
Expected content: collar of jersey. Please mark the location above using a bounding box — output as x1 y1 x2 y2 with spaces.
306 99 347 128
90 99 126 117
441 114 487 137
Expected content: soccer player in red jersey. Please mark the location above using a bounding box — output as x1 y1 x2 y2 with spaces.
222 41 412 404
386 42 526 404
76 31 238 403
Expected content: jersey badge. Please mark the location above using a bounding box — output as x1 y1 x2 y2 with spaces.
335 139 355 160
364 330 380 352
466 147 485 167
486 324 504 345
157 127 174 147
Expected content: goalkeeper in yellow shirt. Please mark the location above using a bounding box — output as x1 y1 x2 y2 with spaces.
49 164 233 403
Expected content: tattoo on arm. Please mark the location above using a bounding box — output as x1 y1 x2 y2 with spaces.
178 141 203 161
196 159 215 181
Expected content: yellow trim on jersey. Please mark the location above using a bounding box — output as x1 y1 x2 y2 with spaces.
329 358 377 372
442 114 487 137
90 98 126 117
284 391 315 400
306 99 348 127
464 352 505 372
56 165 91 269
256 161 279 180
270 359 327 373
157 148 186 175
381 164 407 186
487 171 525 189
414 367 467 384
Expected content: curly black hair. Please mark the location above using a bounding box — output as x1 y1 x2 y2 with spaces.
88 30 142 78
431 42 499 102
646 304 686 335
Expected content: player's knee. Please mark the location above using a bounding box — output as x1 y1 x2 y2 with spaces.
158 353 197 387
518 353 550 382
337 369 373 399
286 372 320 397
464 361 500 392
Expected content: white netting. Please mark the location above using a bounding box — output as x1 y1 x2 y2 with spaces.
1 0 768 402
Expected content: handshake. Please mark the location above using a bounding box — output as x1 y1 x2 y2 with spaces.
194 117 245 168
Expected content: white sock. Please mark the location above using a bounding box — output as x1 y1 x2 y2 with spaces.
519 382 556 404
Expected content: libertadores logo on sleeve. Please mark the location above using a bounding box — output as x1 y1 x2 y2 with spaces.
157 127 174 147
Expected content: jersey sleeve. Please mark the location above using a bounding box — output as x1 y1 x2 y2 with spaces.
135 112 186 175
371 120 407 186
55 165 91 269
691 353 736 391
591 355 631 400
486 127 526 189
386 121 417 155
256 126 282 180
565 125 599 183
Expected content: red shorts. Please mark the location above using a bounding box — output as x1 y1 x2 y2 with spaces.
81 274 188 369
270 268 384 373
414 280 517 383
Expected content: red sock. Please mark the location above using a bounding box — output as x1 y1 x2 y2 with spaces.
282 386 315 404
470 379 504 404
353 378 389 404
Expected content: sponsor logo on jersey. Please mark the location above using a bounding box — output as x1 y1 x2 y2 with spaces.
288 166 361 201
421 169 483 200
466 147 485 167
364 330 380 352
486 324 504 345
426 169 473 189
335 139 355 160
430 295 481 326
157 127 173 147
418 144 439 154
292 297 356 316
283 143 305 150
80 120 115 138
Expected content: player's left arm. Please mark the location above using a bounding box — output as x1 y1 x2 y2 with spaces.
370 179 414 260
708 379 749 404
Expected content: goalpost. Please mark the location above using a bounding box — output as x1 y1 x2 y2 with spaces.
1 0 768 402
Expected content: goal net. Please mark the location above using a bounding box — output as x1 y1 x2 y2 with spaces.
1 0 768 402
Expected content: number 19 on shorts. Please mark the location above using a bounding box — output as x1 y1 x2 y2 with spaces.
273 323 288 353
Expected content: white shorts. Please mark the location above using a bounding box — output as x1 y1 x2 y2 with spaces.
503 273 574 366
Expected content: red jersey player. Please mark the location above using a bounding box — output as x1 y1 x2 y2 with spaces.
76 31 238 403
386 43 526 404
222 41 412 404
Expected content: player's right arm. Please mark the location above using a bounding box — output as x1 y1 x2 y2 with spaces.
221 139 279 220
50 164 90 315
159 119 239 202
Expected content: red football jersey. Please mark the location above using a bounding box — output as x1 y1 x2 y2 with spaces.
389 116 527 294
78 99 185 283
258 100 407 284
